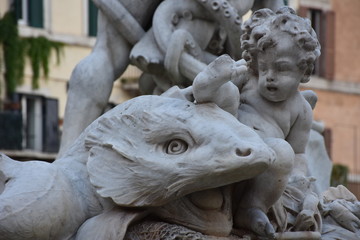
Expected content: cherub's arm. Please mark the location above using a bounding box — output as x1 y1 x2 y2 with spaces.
285 100 313 178
192 55 247 116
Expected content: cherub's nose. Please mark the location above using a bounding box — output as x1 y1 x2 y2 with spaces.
266 70 275 82
266 76 275 82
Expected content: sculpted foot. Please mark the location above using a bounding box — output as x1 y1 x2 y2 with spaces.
235 207 275 239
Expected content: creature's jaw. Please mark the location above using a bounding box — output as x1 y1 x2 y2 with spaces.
154 186 234 237
152 145 275 237
167 141 275 201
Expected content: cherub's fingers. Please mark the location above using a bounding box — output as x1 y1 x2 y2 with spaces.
231 64 247 83
207 54 235 73
232 58 247 73
233 65 247 73
234 59 247 67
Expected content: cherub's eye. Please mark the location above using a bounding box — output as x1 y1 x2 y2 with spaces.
165 139 188 155
276 63 291 72
258 62 267 73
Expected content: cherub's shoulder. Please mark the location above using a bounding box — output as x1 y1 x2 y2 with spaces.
294 91 313 119
238 75 256 93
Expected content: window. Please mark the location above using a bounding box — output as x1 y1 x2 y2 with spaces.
309 9 322 76
14 0 44 28
21 94 60 152
88 0 98 37
24 96 43 150
298 7 335 80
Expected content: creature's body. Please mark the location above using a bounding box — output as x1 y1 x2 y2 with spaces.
0 95 276 240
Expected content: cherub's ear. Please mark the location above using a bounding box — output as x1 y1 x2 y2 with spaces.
301 64 313 83
301 75 311 83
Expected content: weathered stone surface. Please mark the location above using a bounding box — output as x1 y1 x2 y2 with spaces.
1 2 359 240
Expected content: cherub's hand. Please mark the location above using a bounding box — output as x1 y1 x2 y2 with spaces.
193 55 245 116
202 55 247 87
230 59 248 88
193 55 247 99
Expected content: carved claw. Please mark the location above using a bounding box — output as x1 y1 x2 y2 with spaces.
235 207 275 239
294 209 321 232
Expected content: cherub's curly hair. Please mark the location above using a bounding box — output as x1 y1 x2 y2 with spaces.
241 7 321 83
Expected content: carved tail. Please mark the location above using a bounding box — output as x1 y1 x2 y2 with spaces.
0 153 90 240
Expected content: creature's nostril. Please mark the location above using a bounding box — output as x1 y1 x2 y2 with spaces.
236 148 252 157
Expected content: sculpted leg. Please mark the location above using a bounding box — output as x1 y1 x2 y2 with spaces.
234 138 294 237
58 12 131 157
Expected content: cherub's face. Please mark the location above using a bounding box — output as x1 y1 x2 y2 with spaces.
257 33 306 102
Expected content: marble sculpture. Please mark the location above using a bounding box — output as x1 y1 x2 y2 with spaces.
1 2 360 240
58 0 284 156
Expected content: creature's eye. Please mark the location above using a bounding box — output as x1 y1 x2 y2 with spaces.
165 139 188 155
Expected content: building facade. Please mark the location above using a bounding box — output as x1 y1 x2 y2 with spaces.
298 0 360 196
0 0 140 160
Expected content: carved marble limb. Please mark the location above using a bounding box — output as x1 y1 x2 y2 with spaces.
59 0 161 155
234 138 294 238
58 25 131 156
92 0 160 44
194 0 243 59
151 0 244 85
193 54 246 116
164 29 205 85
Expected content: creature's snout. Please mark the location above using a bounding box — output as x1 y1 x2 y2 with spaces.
228 137 276 165
235 147 252 157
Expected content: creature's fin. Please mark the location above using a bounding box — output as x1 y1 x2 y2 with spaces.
75 207 149 240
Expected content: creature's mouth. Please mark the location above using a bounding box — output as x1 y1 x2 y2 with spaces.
189 188 224 211
154 186 233 236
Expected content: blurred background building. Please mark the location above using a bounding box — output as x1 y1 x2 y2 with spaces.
0 0 140 161
297 0 360 196
0 0 359 196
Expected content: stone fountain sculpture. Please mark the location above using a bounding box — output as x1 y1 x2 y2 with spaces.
58 0 284 156
1 5 360 240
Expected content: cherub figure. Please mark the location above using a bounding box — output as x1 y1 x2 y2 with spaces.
192 7 321 238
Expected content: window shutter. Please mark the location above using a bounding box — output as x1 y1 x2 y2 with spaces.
28 0 44 28
297 6 308 18
14 0 23 21
0 112 22 150
88 0 98 37
42 97 59 153
323 10 335 80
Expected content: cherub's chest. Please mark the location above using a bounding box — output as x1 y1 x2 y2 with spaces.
239 90 293 139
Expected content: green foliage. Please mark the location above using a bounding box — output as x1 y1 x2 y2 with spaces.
0 11 64 94
25 36 64 89
331 164 349 187
0 11 25 94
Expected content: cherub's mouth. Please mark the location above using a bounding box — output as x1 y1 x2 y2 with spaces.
267 86 278 92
